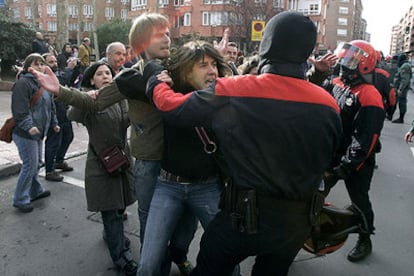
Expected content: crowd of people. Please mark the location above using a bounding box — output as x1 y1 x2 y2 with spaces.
7 10 414 276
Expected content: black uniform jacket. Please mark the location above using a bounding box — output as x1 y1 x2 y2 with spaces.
148 73 342 201
327 77 385 172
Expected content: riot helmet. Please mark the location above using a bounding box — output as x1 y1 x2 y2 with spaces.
337 40 376 85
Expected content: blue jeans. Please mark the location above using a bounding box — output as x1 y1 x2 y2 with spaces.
137 177 222 276
101 209 133 268
133 160 197 261
45 122 74 172
12 133 45 205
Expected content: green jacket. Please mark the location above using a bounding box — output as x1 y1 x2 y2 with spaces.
57 60 163 160
393 62 412 93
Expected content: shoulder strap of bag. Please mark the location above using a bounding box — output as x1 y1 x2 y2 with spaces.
30 87 44 107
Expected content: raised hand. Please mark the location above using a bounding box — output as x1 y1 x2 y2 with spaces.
309 53 338 73
28 66 61 94
213 28 230 57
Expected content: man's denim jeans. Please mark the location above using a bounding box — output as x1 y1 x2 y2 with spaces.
137 177 222 276
12 133 45 205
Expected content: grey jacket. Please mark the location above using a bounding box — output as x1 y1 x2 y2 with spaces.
12 73 58 140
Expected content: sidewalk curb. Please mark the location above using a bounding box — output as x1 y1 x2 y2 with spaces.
0 162 21 179
0 150 87 180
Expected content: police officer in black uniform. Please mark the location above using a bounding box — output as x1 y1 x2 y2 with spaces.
316 40 385 262
145 11 342 275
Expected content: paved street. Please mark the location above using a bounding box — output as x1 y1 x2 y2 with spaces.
0 90 414 275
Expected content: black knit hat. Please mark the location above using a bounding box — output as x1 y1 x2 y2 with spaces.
259 11 316 65
81 61 115 89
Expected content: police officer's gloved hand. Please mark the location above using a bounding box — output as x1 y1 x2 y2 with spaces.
144 60 165 103
114 68 146 101
331 164 350 180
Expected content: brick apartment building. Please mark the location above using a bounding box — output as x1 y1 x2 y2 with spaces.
6 0 367 56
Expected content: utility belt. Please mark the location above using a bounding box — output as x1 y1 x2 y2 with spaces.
220 180 320 234
159 168 216 184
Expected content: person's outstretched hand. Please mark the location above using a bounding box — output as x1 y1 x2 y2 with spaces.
28 66 60 94
309 53 338 73
404 131 413 143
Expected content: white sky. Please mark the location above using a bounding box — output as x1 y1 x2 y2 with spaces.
362 0 414 54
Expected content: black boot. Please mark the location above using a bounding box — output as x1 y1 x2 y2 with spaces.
347 234 372 262
392 117 404 123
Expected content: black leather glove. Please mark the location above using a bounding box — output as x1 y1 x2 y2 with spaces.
114 68 147 101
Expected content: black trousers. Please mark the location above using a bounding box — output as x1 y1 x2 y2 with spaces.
191 202 311 276
344 154 376 233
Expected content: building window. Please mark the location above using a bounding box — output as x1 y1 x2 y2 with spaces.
174 0 184 5
131 0 147 10
106 0 113 3
83 22 93 32
69 23 79 31
25 7 32 18
159 0 169 7
69 5 79 17
310 4 319 13
338 7 348 14
339 0 349 2
338 18 348 26
47 3 56 16
202 11 230 26
13 8 20 19
184 12 191 26
83 4 93 17
105 7 114 18
273 0 282 8
121 9 128 20
47 21 57 32
121 0 130 4
38 5 42 17
337 29 347 36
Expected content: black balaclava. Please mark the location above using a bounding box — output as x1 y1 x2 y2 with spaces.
258 11 317 79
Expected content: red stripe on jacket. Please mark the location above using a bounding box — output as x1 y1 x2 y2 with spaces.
153 83 192 112
215 74 340 113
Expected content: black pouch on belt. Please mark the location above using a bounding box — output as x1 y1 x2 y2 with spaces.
309 191 325 226
230 189 258 234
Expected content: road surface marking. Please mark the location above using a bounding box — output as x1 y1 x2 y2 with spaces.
38 169 85 188
411 147 414 157
60 175 85 188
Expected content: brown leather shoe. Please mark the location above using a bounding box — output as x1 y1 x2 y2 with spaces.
45 171 64 182
55 161 74 172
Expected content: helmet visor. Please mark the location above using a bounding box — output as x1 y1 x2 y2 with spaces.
337 43 368 70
